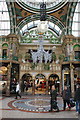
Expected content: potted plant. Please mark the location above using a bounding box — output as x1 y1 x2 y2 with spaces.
52 53 56 62
59 54 65 62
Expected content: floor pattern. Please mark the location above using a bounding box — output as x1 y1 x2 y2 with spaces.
8 96 76 113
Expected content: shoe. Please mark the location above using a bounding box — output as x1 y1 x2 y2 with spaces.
56 109 59 112
68 108 71 111
78 113 80 115
76 112 78 116
49 110 52 112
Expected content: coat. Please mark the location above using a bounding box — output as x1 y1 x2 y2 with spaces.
50 90 57 101
62 89 71 100
16 84 20 92
74 87 80 101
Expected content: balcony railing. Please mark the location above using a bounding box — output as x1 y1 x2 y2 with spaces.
12 56 18 61
64 56 80 62
64 57 70 62
74 57 80 61
0 56 18 61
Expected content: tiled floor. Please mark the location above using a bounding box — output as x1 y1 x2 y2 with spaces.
0 94 79 119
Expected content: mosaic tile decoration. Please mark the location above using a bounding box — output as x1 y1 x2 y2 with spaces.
8 96 76 113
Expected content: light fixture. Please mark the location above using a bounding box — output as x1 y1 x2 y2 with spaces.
31 1 52 64
31 34 52 64
37 1 48 34
37 21 48 33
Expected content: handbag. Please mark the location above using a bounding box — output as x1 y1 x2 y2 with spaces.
52 100 58 109
70 98 75 107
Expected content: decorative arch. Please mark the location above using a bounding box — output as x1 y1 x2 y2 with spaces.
35 73 46 79
17 14 64 36
73 44 80 49
21 73 32 80
66 2 77 35
73 44 80 51
48 74 59 80
2 43 8 47
48 74 60 91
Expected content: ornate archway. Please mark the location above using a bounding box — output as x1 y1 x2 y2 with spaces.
35 74 46 94
48 74 60 92
21 73 32 94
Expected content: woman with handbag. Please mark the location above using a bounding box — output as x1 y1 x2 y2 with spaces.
62 86 71 110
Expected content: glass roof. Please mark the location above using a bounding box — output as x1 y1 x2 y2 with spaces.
17 0 67 11
20 20 62 37
0 0 10 36
72 2 80 37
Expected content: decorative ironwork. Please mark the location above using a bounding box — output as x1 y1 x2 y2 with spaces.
31 34 52 64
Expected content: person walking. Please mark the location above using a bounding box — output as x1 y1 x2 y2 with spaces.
74 84 80 115
62 85 71 110
49 85 59 112
15 82 21 99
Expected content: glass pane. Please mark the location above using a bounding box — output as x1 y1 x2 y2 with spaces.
72 22 80 31
72 2 80 37
0 12 9 20
72 31 80 37
0 30 10 36
55 25 60 31
0 0 10 36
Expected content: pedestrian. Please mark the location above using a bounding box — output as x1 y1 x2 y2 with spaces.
62 85 71 110
74 84 80 115
49 85 59 112
15 82 21 99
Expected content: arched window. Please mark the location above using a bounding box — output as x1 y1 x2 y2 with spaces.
2 43 8 58
0 0 10 36
72 2 80 37
73 44 80 60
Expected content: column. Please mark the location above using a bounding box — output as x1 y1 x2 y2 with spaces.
45 77 49 95
59 68 62 94
6 63 11 96
70 63 74 97
32 76 35 95
62 69 64 91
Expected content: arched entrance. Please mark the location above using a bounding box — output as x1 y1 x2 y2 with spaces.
48 74 60 92
21 73 32 94
35 74 46 94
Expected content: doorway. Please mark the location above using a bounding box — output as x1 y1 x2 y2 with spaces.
48 74 60 92
21 73 32 94
35 74 46 94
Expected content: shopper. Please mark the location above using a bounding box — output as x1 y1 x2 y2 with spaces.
49 85 59 112
15 82 21 99
62 85 71 110
74 84 80 115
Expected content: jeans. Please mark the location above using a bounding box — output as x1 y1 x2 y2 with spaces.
76 100 80 114
63 99 71 110
16 91 21 99
76 101 78 112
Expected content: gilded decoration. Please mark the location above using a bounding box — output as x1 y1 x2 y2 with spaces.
15 3 34 25
49 3 69 26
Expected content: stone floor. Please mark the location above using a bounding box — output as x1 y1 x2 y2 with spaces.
0 94 80 120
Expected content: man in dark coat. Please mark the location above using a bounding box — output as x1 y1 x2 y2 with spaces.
49 85 59 112
62 86 71 110
74 84 80 115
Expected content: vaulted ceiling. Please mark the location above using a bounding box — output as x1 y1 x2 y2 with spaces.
0 0 78 44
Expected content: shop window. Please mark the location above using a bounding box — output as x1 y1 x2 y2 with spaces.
2 49 7 58
75 51 80 59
